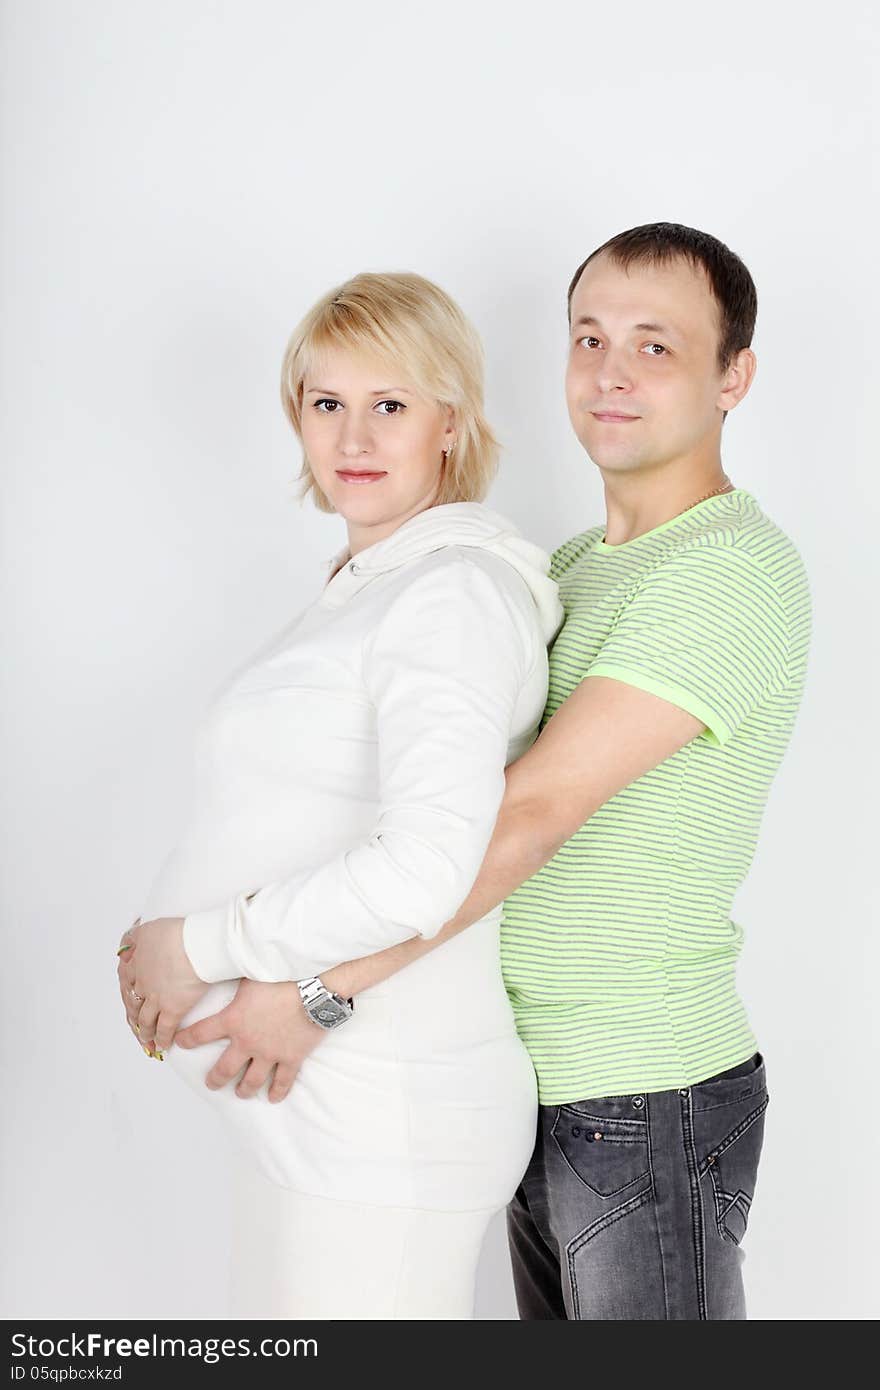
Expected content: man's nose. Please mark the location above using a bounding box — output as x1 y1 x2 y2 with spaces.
595 346 635 394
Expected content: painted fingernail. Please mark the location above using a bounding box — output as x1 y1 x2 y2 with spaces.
117 944 133 955
142 1045 152 1056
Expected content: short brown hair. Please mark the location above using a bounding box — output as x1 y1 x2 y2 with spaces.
567 222 757 371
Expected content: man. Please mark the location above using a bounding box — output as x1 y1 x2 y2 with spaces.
130 222 811 1320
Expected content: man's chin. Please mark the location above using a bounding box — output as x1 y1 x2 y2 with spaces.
580 443 645 474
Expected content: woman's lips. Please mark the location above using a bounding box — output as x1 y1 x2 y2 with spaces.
335 470 388 483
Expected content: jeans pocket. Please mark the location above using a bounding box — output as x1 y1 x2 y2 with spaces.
697 1091 769 1246
551 1106 651 1199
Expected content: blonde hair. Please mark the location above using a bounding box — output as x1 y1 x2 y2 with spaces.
280 271 500 512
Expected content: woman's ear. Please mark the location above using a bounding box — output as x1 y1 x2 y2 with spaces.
442 403 457 454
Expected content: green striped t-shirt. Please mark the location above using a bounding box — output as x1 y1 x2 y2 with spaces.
500 488 811 1104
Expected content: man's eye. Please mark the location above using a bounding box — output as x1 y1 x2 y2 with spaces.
376 400 406 415
313 399 341 412
643 343 668 356
578 336 601 349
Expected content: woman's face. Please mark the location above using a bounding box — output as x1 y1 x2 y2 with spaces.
301 347 456 550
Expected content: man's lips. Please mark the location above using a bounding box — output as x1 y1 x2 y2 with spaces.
591 411 640 422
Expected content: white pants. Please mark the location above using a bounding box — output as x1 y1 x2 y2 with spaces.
228 1155 500 1320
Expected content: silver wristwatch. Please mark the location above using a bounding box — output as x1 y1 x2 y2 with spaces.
296 975 354 1029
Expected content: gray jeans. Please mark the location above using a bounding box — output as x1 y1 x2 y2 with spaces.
506 1051 768 1319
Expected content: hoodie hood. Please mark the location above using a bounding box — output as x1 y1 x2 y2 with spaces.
322 501 563 644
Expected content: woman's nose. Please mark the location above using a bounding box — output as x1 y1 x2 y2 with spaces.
337 413 374 456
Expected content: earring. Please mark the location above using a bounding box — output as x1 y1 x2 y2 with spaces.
443 442 456 459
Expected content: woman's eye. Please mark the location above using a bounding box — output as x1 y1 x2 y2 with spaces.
312 397 406 414
643 343 668 356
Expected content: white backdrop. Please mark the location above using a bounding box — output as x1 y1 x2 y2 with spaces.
1 0 876 1321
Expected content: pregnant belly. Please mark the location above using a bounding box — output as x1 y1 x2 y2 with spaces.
165 973 538 1211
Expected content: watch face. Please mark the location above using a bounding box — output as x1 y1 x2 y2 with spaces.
311 995 350 1028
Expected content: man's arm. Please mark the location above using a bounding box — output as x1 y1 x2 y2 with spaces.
322 674 705 999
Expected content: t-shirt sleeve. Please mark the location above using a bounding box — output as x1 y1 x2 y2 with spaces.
585 545 789 747
181 554 535 983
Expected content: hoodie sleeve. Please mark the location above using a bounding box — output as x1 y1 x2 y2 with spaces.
181 553 537 982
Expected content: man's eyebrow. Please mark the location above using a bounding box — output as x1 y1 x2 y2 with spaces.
572 315 682 338
303 386 415 395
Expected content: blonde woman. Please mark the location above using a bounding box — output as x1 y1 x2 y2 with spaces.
117 273 562 1319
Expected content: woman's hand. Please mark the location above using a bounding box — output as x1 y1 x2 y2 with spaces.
117 918 149 1050
116 917 211 1055
173 977 325 1102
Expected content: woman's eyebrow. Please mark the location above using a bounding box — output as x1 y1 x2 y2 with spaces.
304 386 415 395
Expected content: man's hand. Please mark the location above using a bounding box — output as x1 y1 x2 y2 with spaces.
173 977 325 1102
117 917 211 1054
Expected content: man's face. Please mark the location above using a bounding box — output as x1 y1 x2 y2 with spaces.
565 253 733 475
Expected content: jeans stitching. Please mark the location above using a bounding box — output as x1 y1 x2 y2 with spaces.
566 1187 655 1319
558 1104 648 1127
709 1165 754 1245
692 1072 767 1115
680 1088 708 1321
713 1182 751 1223
645 1094 670 1319
696 1094 769 1179
550 1113 651 1199
693 1095 765 1114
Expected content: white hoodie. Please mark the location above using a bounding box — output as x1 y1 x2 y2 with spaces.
139 501 563 1209
156 500 562 983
